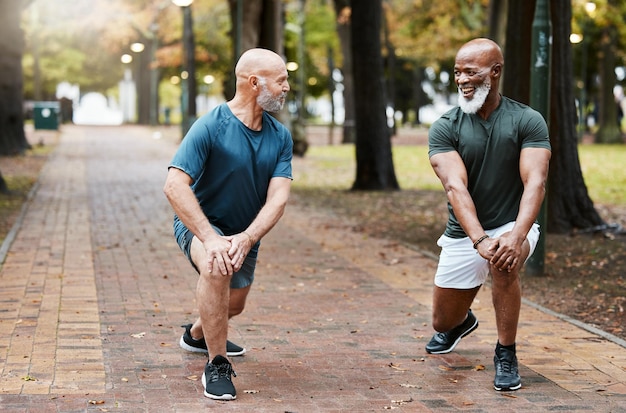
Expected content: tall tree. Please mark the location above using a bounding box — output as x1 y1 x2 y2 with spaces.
547 0 605 232
350 0 399 190
594 0 622 144
501 0 534 102
226 0 283 99
0 0 31 156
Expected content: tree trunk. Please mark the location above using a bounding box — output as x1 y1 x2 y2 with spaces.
350 0 399 191
334 0 355 144
501 0 535 102
488 0 508 47
595 22 622 143
0 0 30 156
0 170 8 194
547 0 605 232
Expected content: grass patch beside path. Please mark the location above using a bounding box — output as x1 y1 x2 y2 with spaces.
295 143 626 206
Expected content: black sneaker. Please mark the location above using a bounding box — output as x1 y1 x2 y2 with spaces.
425 309 478 354
202 355 237 400
493 346 521 391
179 324 246 356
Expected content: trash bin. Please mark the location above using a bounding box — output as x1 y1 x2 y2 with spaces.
33 101 61 130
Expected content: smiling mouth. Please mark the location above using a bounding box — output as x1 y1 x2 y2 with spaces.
460 86 475 98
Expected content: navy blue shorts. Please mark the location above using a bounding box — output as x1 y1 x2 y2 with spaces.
174 219 257 289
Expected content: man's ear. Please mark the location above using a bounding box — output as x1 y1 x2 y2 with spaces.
249 75 258 89
492 63 502 79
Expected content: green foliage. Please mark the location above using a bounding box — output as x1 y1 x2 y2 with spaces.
387 0 490 70
20 0 231 98
284 0 340 104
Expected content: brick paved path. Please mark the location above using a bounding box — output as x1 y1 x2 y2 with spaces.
0 125 624 412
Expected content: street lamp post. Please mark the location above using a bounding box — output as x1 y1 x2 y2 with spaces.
172 0 197 137
525 0 551 276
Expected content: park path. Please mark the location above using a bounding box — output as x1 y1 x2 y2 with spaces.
0 124 624 412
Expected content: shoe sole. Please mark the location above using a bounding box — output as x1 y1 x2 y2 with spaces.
202 372 236 400
494 382 522 391
426 319 479 354
179 336 247 357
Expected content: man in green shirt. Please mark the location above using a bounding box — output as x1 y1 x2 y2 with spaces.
426 38 551 391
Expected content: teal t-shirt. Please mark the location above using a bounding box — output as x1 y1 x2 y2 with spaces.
428 96 551 238
169 103 293 235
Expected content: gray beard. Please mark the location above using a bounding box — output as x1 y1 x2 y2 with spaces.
257 84 285 113
458 83 490 114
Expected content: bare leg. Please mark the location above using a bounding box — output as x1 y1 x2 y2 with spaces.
189 236 230 359
431 285 481 332
189 285 251 339
197 265 230 359
490 240 530 346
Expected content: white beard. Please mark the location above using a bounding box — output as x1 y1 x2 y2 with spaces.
257 83 285 113
458 82 491 114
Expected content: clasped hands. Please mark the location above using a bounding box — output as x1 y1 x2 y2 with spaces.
476 233 523 273
204 232 253 276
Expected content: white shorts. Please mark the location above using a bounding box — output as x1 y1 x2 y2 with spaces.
434 222 540 289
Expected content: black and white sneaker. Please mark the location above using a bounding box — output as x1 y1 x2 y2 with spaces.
202 355 237 400
493 346 522 391
179 324 246 356
425 309 478 354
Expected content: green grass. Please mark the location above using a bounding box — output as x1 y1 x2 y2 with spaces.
578 144 626 205
294 144 625 206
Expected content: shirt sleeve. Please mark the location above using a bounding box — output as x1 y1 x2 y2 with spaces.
428 111 458 158
273 127 294 180
520 109 551 151
168 120 212 183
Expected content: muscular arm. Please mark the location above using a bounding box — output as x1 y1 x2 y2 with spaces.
163 167 220 243
163 167 231 274
490 147 551 268
430 151 494 254
240 176 291 244
223 176 291 271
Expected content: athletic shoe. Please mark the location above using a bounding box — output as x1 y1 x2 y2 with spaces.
425 309 478 354
202 355 237 400
493 346 522 391
179 324 246 356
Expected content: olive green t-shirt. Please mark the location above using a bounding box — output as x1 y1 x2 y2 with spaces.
428 96 551 238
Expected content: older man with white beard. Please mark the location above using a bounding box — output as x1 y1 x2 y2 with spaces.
424 38 551 392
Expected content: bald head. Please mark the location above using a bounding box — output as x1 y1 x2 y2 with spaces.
456 38 504 69
235 48 287 82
